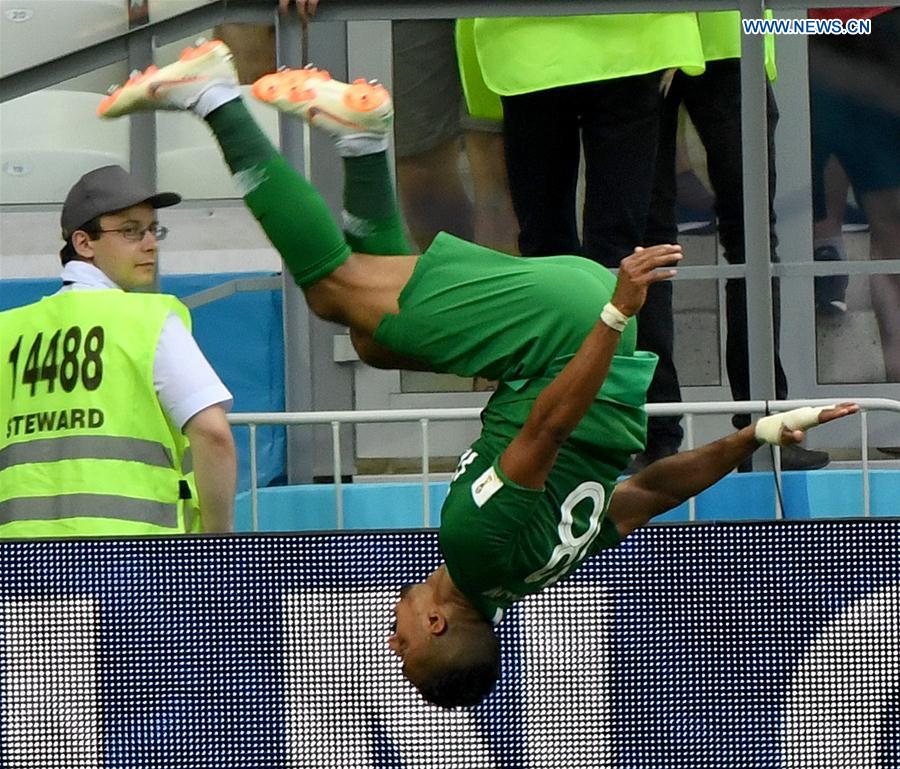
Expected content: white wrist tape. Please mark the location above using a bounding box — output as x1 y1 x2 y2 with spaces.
600 302 630 333
754 405 834 445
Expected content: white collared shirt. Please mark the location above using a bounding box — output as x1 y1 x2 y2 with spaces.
58 262 233 429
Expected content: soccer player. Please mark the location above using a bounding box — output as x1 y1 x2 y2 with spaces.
98 41 858 708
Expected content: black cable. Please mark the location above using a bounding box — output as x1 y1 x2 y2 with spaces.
764 400 787 519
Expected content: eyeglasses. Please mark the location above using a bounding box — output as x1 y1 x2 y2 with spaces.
96 223 168 242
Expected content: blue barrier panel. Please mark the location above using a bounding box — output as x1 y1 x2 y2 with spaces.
236 470 900 531
1 521 898 767
0 273 287 492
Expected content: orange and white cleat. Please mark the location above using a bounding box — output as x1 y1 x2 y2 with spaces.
252 67 393 137
98 39 238 118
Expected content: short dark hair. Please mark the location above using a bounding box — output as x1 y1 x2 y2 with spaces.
414 617 501 708
59 215 102 266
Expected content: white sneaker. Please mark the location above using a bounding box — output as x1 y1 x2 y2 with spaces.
98 40 238 118
252 66 392 137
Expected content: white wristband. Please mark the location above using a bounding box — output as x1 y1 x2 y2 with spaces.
600 302 630 333
754 405 834 445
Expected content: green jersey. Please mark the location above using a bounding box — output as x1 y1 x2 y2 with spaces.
439 349 653 623
439 438 627 625
375 233 657 623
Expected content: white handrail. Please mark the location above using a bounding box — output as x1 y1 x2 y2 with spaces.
229 398 900 531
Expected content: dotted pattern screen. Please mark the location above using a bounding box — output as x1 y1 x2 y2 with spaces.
1 521 898 768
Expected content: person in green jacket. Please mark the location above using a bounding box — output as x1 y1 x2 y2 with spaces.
97 40 858 708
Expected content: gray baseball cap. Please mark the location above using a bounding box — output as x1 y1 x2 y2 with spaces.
60 165 181 239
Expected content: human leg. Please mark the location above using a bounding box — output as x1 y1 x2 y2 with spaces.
501 87 582 257
861 189 900 381
395 140 474 249
98 41 412 335
575 72 674 463
635 72 686 461
463 128 519 254
680 62 789 414
391 19 474 249
99 43 353 290
213 22 276 84
580 72 662 267
252 66 419 329
580 72 675 454
813 157 850 315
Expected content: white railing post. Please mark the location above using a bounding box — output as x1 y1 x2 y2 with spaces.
249 423 259 533
685 413 696 522
420 419 430 528
862 411 870 518
331 421 343 530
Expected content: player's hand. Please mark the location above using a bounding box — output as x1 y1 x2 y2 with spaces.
777 402 859 446
611 244 682 317
279 0 319 17
755 402 859 446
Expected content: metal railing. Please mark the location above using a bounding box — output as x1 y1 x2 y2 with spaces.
229 397 900 531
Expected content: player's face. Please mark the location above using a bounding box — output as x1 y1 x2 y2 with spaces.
87 204 160 290
387 582 434 679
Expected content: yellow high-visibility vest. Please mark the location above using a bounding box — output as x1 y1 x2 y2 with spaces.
0 290 200 538
698 11 778 81
457 13 707 120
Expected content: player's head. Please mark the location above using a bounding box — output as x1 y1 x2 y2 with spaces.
59 165 180 289
388 578 500 708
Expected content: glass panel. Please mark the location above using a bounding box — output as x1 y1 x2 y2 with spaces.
147 0 217 25
0 68 130 205
400 371 479 393
672 116 723 388
392 19 518 255
810 9 900 384
818 271 888 385
674 274 722 388
0 0 128 78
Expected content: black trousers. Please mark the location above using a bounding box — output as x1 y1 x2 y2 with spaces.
501 72 663 265
643 59 789 440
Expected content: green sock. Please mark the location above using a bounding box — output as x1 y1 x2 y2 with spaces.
205 98 350 287
342 152 414 255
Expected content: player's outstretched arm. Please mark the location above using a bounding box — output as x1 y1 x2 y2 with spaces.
499 245 682 489
607 403 859 536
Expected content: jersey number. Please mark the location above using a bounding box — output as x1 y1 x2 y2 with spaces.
7 326 105 399
524 481 607 590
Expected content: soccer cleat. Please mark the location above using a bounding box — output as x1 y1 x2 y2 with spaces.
252 66 393 137
98 40 238 118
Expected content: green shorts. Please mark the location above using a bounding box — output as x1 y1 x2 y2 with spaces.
374 232 636 382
